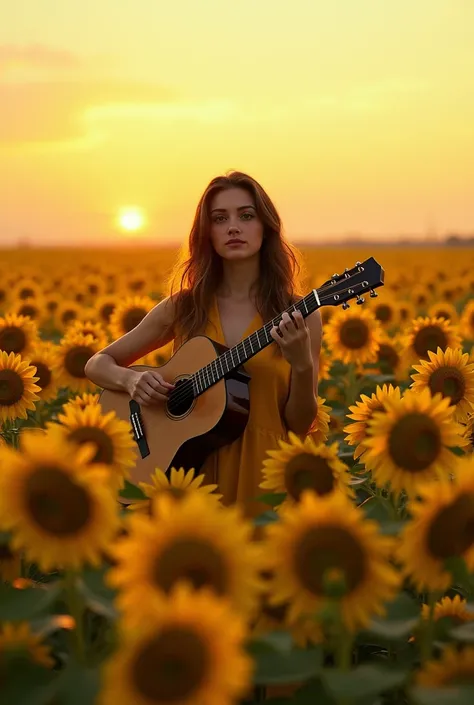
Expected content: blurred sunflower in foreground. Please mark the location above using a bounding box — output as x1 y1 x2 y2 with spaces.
260 431 353 508
324 308 382 366
398 454 474 592
0 430 120 572
63 391 100 412
309 395 331 444
47 403 136 491
410 346 474 422
415 645 474 688
0 351 40 423
263 490 399 633
460 299 474 342
99 583 253 705
107 492 264 623
363 388 466 498
127 467 222 513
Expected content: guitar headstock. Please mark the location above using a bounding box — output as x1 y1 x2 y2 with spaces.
317 257 385 309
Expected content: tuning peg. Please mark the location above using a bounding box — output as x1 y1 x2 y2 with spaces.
370 289 378 298
342 302 350 310
356 296 365 305
355 261 361 266
332 273 339 278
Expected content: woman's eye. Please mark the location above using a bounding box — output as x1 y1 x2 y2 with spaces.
241 213 253 220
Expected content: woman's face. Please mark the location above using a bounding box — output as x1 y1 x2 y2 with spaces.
209 187 264 261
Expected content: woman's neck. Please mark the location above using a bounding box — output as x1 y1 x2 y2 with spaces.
218 253 260 301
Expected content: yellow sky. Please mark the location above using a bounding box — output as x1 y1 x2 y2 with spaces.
1 0 473 246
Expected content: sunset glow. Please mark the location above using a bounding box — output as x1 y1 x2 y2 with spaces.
117 207 146 233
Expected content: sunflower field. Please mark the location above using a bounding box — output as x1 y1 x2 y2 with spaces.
1 245 474 705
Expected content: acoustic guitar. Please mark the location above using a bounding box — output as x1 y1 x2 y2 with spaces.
99 257 384 486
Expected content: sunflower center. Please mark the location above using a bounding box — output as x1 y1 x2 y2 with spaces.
0 326 27 354
0 543 14 560
293 525 366 595
284 453 335 500
132 627 208 702
435 310 451 321
375 305 393 323
46 300 58 313
68 426 115 464
429 367 466 406
25 467 91 536
0 369 24 406
470 312 474 329
61 310 77 324
122 307 147 333
388 413 441 472
64 346 94 379
339 319 369 350
153 538 228 595
19 287 34 299
262 600 289 622
100 304 115 322
413 325 448 359
427 493 474 560
31 361 52 391
18 304 38 320
378 343 399 370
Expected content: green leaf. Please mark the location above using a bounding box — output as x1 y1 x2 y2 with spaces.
0 582 61 621
253 510 280 527
364 374 395 385
249 646 322 685
450 621 474 643
367 591 421 640
0 659 56 705
444 556 474 589
118 480 147 499
293 678 337 704
79 566 118 620
53 660 101 705
321 664 409 700
255 492 287 508
410 686 474 705
251 630 294 654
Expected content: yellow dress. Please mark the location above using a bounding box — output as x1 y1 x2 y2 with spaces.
173 296 291 518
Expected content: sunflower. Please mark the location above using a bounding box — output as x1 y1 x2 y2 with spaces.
99 582 253 705
460 300 474 342
263 490 399 633
402 316 462 366
27 341 60 403
64 319 109 349
462 413 474 452
324 308 382 366
0 540 21 583
0 351 40 423
260 431 353 507
47 403 136 491
64 392 100 411
10 279 43 302
252 571 323 648
344 384 402 462
127 467 222 513
95 294 118 325
318 346 332 381
416 645 474 687
421 594 474 625
55 299 82 329
397 454 474 591
83 273 108 300
0 622 54 668
309 396 331 444
0 312 39 359
373 335 407 381
428 301 459 323
372 298 399 329
54 332 100 393
0 429 120 572
43 292 62 317
109 295 156 341
363 388 466 498
107 492 264 622
397 300 416 326
14 297 46 326
410 347 474 423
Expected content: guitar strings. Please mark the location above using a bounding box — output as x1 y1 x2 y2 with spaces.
166 280 371 411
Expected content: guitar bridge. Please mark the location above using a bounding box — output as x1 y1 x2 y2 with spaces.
129 400 150 458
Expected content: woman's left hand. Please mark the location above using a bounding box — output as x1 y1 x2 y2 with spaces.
270 310 313 371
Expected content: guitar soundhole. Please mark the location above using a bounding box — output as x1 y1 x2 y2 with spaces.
166 377 195 418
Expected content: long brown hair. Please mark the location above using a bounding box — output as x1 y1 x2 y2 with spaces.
166 170 304 340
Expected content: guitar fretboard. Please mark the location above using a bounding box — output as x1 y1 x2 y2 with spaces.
191 288 321 396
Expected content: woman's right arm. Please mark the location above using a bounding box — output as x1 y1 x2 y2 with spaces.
84 296 176 397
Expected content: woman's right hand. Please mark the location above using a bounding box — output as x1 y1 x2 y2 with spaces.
126 370 175 406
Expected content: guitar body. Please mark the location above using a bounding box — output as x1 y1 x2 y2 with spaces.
98 336 250 485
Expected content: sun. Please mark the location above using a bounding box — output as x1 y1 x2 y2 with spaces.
117 207 146 233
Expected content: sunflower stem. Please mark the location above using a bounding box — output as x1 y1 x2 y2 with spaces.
64 570 86 665
419 591 437 664
345 364 359 406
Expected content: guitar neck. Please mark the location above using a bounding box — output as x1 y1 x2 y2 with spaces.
192 289 321 396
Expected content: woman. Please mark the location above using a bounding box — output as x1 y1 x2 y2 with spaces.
85 171 322 517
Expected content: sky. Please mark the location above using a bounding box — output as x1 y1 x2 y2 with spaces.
1 0 473 246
